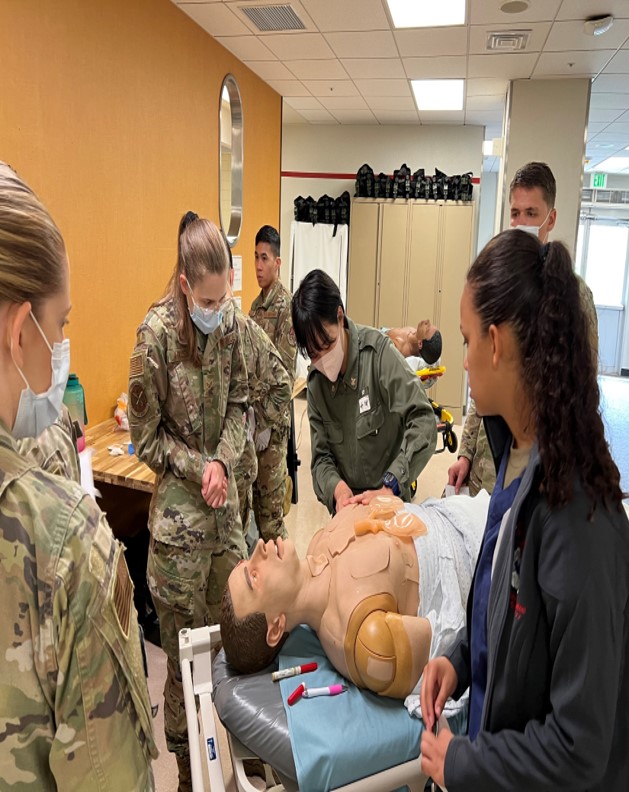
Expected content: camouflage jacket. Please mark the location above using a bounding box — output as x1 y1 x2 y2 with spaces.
0 421 157 790
128 297 247 485
233 306 292 436
308 319 437 513
249 279 297 386
16 404 81 483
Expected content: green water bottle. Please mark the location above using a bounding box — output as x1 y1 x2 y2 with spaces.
63 373 88 452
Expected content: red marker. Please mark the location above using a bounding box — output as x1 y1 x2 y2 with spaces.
287 684 305 706
272 662 318 682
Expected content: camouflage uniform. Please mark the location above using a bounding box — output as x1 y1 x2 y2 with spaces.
0 421 157 790
249 279 297 538
128 297 248 777
458 275 599 495
16 404 81 483
308 319 437 513
232 306 292 541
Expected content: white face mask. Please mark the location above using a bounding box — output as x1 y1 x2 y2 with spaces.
312 326 345 382
186 279 224 335
512 208 552 241
12 312 71 439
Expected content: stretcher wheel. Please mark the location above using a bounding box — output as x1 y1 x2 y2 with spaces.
445 430 458 454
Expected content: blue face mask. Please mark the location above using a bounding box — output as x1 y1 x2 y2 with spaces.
186 279 223 334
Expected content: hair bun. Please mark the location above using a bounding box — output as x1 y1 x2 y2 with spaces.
180 211 199 232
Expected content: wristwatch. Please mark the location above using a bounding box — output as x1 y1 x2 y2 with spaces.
382 472 401 497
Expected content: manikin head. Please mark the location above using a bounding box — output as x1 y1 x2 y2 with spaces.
221 537 297 673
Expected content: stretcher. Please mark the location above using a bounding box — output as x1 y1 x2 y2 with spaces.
416 367 458 456
179 624 432 792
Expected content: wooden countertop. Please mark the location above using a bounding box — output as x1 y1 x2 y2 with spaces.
86 378 306 494
85 420 156 493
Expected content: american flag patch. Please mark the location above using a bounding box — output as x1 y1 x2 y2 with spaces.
129 351 144 378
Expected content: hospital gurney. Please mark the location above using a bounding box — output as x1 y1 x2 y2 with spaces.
179 624 435 792
416 366 458 456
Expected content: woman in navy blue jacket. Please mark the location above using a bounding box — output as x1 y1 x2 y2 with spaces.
420 229 628 791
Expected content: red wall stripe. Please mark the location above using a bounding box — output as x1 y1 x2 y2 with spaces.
281 170 480 184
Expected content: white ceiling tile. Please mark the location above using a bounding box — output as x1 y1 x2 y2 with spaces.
468 53 538 79
282 105 308 124
354 79 412 97
466 94 506 112
324 31 398 58
605 122 629 134
586 122 609 135
329 110 379 124
262 33 335 60
341 58 406 78
588 108 626 123
590 93 629 110
244 60 296 80
266 80 311 96
533 50 616 77
298 109 339 123
299 0 390 32
394 27 468 58
546 19 629 51
318 95 369 111
469 22 552 55
284 96 325 110
590 131 629 144
403 56 467 79
470 0 561 24
418 111 466 125
604 50 629 72
373 110 421 124
301 80 360 97
288 60 350 79
467 78 510 96
555 0 629 21
365 95 417 111
592 74 629 93
617 110 629 123
216 35 276 61
178 2 250 36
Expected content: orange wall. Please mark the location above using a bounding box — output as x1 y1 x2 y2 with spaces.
0 0 281 423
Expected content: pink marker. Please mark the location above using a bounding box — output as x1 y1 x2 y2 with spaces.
301 684 348 699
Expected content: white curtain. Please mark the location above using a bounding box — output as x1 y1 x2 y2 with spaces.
289 220 348 304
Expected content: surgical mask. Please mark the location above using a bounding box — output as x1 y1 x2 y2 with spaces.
12 312 71 439
186 281 223 335
512 208 552 240
312 328 345 382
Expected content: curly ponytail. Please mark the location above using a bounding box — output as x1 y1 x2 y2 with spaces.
468 230 622 512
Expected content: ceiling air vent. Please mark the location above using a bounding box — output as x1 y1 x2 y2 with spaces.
240 4 306 31
486 30 531 51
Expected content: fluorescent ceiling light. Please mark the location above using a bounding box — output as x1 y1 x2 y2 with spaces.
591 156 629 172
412 79 464 111
483 140 494 156
386 0 465 28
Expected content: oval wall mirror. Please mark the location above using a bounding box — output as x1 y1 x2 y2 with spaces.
219 74 243 246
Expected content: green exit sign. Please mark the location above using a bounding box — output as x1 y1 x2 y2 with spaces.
592 172 607 188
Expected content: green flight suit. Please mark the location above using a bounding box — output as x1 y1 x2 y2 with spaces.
308 318 437 514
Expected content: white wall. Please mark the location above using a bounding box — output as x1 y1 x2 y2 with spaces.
280 123 484 284
476 170 498 254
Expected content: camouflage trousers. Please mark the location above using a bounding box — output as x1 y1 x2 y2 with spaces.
146 476 246 765
252 424 289 542
234 437 258 541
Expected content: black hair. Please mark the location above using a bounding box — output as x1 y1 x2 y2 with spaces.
509 162 556 208
468 229 622 512
291 269 344 357
420 329 442 365
255 225 280 258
